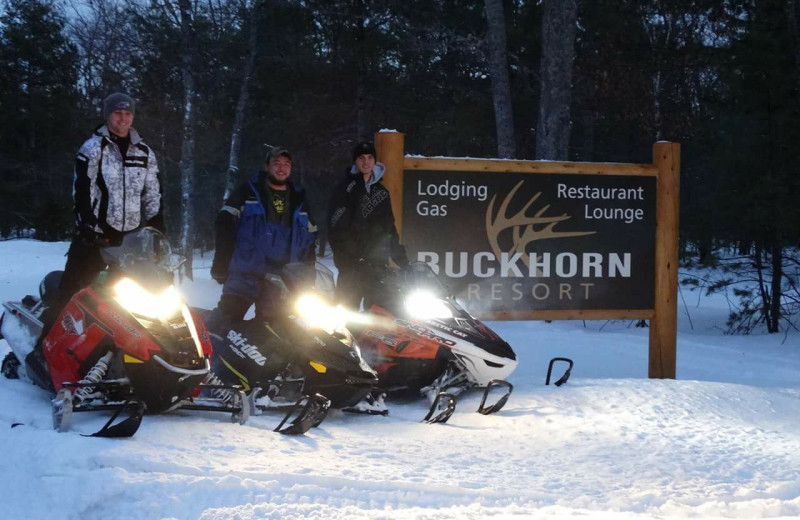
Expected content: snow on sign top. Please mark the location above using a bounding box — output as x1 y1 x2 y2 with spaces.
404 154 531 161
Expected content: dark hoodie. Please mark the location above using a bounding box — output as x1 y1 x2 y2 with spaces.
327 162 407 270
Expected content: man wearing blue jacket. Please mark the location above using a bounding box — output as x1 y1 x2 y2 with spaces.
210 147 316 321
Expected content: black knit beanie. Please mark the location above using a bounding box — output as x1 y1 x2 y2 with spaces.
352 141 377 163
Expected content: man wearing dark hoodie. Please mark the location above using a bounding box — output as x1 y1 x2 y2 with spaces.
210 147 317 321
328 141 408 310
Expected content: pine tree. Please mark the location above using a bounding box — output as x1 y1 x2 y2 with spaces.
0 0 80 239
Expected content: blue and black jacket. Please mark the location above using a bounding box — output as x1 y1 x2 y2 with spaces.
211 171 316 297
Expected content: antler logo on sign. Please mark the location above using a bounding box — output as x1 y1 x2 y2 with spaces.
486 180 595 274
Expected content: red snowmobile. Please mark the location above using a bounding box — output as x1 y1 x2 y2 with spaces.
0 228 259 437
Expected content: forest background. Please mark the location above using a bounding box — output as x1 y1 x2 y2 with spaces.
1 0 799 332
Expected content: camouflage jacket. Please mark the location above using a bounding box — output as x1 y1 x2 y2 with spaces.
73 125 161 236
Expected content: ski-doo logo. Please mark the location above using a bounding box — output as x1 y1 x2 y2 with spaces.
226 330 267 366
395 319 456 347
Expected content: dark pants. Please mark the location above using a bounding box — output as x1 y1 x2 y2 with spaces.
217 280 283 322
30 239 107 390
59 239 107 300
39 239 106 337
336 265 375 311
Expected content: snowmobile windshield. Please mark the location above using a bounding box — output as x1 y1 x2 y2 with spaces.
367 262 450 315
100 227 177 289
280 262 336 299
405 262 449 296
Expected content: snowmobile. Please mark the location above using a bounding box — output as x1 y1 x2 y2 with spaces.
352 261 522 424
0 228 254 437
197 261 380 426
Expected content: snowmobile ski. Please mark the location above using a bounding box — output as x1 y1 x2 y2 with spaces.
51 382 146 438
247 386 331 433
422 391 457 424
55 380 145 437
272 393 331 435
86 398 146 438
476 379 514 415
546 357 574 387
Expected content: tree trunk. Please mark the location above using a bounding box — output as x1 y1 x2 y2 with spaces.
754 241 771 330
769 240 783 333
484 0 515 158
178 0 197 280
354 2 368 140
651 70 663 141
786 0 800 93
536 0 578 160
224 0 262 202
640 8 670 142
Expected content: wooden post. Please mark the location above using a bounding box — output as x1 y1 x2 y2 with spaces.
375 131 406 238
649 141 680 378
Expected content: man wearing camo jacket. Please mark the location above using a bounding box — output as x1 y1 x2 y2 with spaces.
25 93 164 389
62 92 164 298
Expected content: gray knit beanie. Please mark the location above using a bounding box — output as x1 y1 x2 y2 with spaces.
103 93 135 119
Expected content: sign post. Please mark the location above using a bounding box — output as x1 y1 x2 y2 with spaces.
375 131 406 237
649 142 680 378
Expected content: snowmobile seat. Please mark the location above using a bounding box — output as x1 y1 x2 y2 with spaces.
39 271 64 308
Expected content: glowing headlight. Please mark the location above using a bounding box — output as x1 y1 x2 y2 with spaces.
404 290 452 319
182 304 205 358
295 294 348 334
113 278 183 320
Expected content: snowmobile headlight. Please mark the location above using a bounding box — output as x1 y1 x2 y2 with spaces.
113 278 183 320
295 294 348 334
404 290 452 319
181 304 205 358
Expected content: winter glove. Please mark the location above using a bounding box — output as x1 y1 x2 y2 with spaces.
76 223 115 247
210 260 228 285
76 223 97 245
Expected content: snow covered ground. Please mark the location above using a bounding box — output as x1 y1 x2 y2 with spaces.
1 239 799 519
